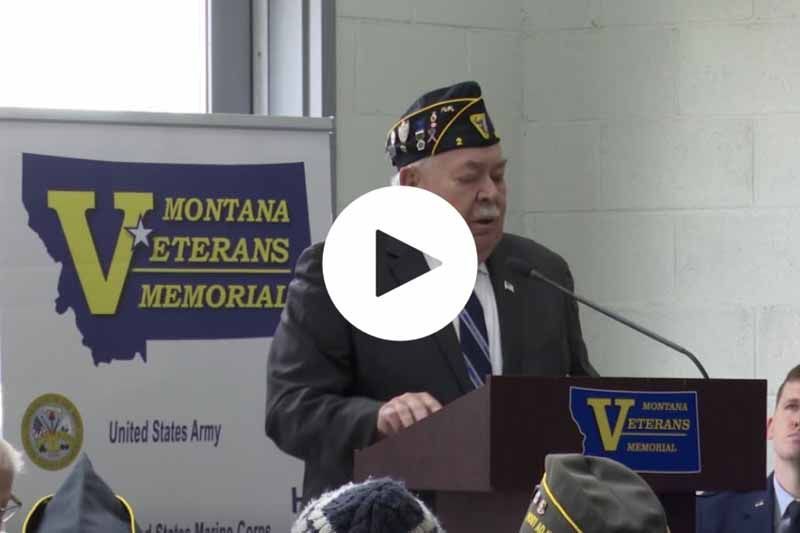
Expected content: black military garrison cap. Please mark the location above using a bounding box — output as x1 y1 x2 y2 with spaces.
22 454 140 533
520 454 670 533
385 80 500 168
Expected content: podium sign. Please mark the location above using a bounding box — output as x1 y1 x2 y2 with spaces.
355 376 766 533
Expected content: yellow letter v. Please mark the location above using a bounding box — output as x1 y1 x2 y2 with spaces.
47 190 154 315
586 397 636 452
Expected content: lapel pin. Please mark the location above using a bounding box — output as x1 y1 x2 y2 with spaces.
504 280 515 293
415 129 426 151
754 500 765 508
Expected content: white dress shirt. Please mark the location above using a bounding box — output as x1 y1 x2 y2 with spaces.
774 475 799 530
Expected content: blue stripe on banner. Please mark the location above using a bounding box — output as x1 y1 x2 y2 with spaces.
459 310 491 361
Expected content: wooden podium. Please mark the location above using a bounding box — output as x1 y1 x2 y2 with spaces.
354 376 766 533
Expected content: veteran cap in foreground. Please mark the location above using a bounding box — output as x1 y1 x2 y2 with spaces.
520 453 669 533
22 453 140 533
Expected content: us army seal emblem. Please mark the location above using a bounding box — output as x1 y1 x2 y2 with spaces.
21 393 84 471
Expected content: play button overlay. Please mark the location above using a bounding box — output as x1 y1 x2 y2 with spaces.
323 186 477 341
375 229 442 297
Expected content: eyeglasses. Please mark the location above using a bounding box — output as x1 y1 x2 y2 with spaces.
0 494 21 523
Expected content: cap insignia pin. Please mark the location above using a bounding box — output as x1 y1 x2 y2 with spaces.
415 129 426 151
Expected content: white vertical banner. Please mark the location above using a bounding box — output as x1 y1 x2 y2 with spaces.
0 109 333 532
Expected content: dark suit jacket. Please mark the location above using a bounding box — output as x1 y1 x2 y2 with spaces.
265 233 597 502
696 474 775 533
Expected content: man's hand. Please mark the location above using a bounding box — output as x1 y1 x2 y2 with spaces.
377 392 442 437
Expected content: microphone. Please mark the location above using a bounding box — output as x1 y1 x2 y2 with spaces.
507 257 710 379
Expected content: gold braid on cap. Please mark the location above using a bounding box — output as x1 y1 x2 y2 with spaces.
21 494 138 533
431 97 482 155
116 495 137 533
385 97 478 148
541 472 584 533
22 494 53 533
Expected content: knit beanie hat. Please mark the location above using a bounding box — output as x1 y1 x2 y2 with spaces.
291 478 444 533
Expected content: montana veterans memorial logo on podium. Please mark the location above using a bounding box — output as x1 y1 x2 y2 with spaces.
569 387 701 474
22 154 311 364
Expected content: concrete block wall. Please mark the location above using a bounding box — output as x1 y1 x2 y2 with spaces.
336 1 800 467
520 1 800 404
519 1 800 471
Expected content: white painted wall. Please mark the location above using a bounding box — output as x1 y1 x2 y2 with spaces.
518 0 800 414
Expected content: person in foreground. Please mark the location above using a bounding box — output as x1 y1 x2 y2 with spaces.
696 363 800 533
520 453 669 533
292 477 443 533
266 80 597 502
0 438 24 532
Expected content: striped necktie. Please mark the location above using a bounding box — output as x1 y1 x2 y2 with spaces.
459 291 492 388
